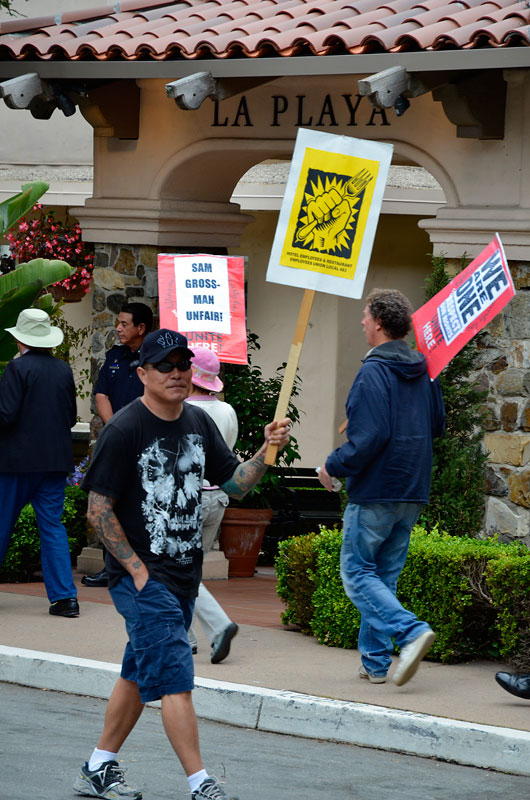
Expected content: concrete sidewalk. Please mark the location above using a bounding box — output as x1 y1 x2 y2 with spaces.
2 571 530 776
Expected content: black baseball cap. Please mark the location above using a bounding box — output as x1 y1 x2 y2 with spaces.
138 329 194 366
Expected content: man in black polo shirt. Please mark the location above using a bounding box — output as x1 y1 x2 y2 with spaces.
83 303 153 587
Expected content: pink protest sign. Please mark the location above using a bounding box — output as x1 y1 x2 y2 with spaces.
413 235 515 379
158 253 247 364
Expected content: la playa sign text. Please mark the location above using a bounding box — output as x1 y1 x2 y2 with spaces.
211 94 391 128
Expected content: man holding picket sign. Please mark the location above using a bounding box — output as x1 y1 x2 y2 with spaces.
318 289 446 686
266 127 516 687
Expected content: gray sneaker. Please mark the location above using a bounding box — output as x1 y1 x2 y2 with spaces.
191 776 239 799
358 665 386 684
74 760 142 799
210 623 238 664
392 629 436 687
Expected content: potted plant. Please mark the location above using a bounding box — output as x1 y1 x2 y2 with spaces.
219 332 302 577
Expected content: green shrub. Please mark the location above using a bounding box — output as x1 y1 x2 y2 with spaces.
398 528 507 663
310 527 360 648
276 526 530 666
0 485 88 582
486 552 530 669
276 531 319 633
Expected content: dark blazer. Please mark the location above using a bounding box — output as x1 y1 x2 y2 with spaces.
0 349 77 473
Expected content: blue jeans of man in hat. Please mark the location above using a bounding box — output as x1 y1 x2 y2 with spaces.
0 472 77 603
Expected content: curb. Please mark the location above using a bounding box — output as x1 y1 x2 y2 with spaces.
2 644 530 776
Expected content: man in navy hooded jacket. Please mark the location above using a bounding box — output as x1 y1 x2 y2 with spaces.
318 289 445 687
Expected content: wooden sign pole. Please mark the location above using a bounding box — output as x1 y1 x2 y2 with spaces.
264 288 315 466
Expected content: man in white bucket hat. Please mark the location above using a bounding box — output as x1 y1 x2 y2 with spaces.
0 308 79 617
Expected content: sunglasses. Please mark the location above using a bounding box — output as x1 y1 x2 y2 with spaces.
150 359 192 373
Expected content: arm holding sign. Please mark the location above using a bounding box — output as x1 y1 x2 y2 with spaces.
221 418 291 499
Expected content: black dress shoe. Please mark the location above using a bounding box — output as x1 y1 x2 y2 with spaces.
81 569 109 587
495 671 530 699
49 598 80 618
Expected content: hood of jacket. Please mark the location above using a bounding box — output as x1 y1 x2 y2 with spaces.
363 339 427 381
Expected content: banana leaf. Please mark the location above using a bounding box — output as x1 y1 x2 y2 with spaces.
0 181 49 237
0 258 74 294
0 280 44 362
37 292 55 311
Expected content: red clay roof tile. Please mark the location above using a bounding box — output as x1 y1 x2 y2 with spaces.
0 0 528 60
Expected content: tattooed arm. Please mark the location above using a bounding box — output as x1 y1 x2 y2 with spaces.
87 491 149 591
220 418 291 499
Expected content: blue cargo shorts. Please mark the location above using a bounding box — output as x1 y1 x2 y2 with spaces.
110 574 195 703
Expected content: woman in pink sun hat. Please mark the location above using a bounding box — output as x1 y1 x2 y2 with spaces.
185 347 239 664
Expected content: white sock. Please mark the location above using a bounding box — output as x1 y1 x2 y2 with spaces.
188 769 209 793
88 748 118 772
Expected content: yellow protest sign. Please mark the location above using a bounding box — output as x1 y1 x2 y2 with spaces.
267 129 393 299
280 148 379 281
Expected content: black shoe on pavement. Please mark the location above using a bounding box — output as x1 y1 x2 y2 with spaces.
210 623 238 664
495 671 530 699
81 568 109 587
49 598 79 617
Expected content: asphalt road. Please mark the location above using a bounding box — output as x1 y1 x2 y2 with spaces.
1 682 529 800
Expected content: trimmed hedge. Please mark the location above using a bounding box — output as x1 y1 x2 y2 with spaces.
0 485 88 582
276 525 530 668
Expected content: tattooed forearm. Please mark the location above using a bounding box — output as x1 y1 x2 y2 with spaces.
221 452 268 499
87 491 145 576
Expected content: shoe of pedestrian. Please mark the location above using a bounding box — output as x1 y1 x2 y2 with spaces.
495 671 530 699
210 622 238 664
191 775 239 799
392 629 435 687
81 569 109 587
74 760 142 799
49 598 79 617
192 645 198 655
358 665 386 684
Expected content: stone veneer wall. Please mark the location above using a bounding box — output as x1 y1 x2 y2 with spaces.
478 261 530 545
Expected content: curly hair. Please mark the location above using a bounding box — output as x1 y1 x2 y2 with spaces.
365 289 413 340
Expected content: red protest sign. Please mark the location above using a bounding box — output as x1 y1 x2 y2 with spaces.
158 254 247 364
413 235 515 379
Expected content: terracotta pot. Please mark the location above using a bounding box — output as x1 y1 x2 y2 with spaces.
49 283 87 303
219 507 274 577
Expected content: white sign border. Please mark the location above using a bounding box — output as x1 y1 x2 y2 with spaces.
266 128 393 299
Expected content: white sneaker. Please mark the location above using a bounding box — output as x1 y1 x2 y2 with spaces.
358 665 387 684
392 629 435 687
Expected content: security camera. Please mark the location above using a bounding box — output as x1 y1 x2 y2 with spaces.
358 67 410 109
0 72 78 118
165 73 217 110
0 73 50 110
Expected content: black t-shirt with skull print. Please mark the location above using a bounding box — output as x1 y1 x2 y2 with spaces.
82 398 240 598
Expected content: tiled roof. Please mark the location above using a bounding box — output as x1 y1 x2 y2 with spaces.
0 0 528 61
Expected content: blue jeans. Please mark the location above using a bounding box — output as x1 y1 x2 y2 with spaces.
341 501 430 677
0 472 77 603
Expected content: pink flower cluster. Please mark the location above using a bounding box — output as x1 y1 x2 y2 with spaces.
6 204 94 295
